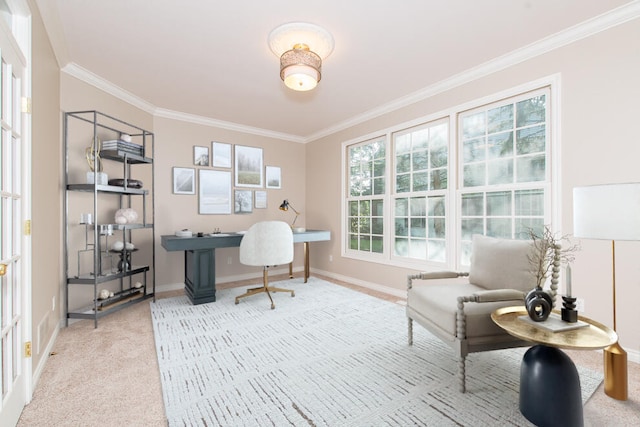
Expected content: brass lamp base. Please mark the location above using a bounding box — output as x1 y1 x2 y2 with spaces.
604 341 628 401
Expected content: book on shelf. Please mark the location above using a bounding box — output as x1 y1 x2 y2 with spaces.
101 139 144 156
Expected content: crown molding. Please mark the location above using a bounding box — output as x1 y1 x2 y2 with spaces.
62 63 157 115
304 1 640 143
61 64 305 143
154 108 306 143
61 2 639 144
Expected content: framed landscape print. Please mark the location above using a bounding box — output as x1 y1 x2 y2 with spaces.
194 146 209 166
212 141 232 168
265 166 281 189
234 145 263 187
234 190 253 214
172 167 195 194
199 169 231 214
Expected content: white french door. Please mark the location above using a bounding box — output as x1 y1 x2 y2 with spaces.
0 1 31 426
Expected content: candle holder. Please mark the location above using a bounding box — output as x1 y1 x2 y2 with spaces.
561 296 578 323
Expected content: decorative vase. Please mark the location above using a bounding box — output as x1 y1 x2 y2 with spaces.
525 288 553 322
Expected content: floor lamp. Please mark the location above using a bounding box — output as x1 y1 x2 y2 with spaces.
573 183 640 401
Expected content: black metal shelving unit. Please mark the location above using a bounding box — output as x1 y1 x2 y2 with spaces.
63 110 155 328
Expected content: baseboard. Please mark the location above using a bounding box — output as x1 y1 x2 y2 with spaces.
310 268 407 300
30 322 60 400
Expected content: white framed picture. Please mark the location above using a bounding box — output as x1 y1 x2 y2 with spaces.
194 146 209 166
265 166 281 189
255 190 267 209
212 141 232 168
199 169 231 214
235 145 263 187
234 190 253 214
172 167 195 194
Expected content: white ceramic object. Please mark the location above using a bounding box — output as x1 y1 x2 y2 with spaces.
111 241 124 251
86 171 108 185
99 289 110 300
115 208 138 224
175 230 193 237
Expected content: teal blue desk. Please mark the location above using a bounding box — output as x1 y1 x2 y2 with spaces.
161 229 331 304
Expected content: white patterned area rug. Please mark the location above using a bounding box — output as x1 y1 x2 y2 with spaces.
150 277 602 426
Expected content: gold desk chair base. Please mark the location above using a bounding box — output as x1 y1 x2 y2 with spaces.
235 268 295 309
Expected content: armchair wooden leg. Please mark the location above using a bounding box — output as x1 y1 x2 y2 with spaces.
458 356 467 393
408 318 414 346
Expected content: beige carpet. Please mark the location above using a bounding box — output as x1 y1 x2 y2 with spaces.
17 275 640 426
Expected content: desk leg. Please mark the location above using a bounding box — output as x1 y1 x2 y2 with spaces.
289 242 311 282
184 249 217 305
520 345 583 427
304 241 309 283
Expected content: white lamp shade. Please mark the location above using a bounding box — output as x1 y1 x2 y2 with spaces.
283 65 319 91
573 183 640 240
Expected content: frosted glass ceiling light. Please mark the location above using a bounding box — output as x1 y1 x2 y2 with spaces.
268 22 334 92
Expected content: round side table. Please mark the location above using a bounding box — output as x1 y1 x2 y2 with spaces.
492 306 617 427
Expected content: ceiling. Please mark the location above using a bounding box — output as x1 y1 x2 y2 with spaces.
37 0 634 142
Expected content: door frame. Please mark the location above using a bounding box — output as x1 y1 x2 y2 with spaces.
0 0 32 424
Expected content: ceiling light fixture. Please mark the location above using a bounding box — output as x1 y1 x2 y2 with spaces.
268 22 334 92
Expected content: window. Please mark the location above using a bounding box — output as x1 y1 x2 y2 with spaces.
459 89 549 264
393 121 448 263
346 138 386 254
343 83 554 270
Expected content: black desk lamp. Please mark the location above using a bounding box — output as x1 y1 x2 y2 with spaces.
279 199 301 229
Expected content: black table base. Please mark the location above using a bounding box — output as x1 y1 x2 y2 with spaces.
520 345 583 427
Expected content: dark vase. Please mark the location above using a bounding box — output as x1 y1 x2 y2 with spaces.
525 288 553 322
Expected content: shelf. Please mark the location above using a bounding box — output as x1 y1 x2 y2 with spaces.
100 149 152 164
95 286 144 310
67 183 148 195
67 291 154 320
64 110 155 328
82 223 153 231
68 265 149 285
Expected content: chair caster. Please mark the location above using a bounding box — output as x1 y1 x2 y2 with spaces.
271 303 275 310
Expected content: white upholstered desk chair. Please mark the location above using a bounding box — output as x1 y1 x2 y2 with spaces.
236 220 295 309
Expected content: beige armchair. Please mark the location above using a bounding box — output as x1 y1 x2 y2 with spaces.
406 234 559 392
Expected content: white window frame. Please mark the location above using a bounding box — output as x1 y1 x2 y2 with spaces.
341 75 561 272
390 118 450 265
457 86 553 265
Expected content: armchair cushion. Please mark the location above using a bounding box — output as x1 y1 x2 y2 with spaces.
468 234 536 292
407 279 522 339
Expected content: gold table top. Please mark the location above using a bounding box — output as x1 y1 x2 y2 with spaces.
491 306 617 350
